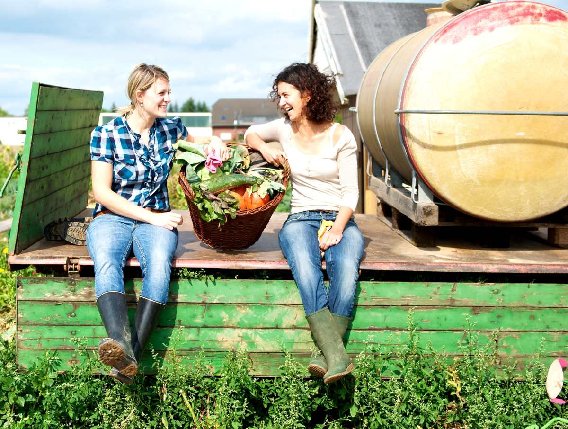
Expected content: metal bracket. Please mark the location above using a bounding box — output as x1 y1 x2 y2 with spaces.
65 257 81 277
411 170 434 204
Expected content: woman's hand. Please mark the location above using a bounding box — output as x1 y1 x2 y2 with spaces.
150 211 184 230
206 136 230 161
319 228 343 251
260 144 286 166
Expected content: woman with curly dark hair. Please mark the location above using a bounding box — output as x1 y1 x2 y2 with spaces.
245 62 364 384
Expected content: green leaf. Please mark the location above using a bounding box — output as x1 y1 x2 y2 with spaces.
175 150 206 166
176 140 206 156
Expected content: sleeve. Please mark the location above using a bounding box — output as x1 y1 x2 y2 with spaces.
336 126 359 211
172 116 188 141
244 118 284 143
90 126 113 163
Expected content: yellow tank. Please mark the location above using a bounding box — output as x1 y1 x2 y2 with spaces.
357 1 568 222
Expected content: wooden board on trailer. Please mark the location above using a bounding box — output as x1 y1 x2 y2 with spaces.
8 82 103 255
9 212 568 275
16 277 568 375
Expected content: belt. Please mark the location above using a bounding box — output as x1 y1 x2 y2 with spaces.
94 208 168 218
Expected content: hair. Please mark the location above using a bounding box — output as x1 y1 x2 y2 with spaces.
269 62 338 123
116 63 170 115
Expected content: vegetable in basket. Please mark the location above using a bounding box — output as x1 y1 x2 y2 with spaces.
175 141 285 224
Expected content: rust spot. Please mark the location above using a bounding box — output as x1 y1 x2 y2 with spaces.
436 2 568 44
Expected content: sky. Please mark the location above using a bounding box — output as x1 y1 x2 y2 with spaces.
1 0 567 116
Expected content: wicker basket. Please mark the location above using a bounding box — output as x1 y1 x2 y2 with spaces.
178 160 290 250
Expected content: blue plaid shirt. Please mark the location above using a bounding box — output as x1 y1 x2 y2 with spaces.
90 115 188 216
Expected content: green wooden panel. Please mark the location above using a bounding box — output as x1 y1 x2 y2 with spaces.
17 325 566 358
17 301 568 332
15 178 89 243
27 145 89 182
25 127 94 158
19 278 568 308
16 277 568 375
17 348 559 376
9 82 103 255
35 84 104 111
31 110 100 135
16 349 316 376
22 166 90 205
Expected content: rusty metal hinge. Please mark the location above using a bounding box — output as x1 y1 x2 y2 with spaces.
65 257 81 277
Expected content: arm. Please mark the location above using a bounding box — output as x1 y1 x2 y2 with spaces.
91 161 183 230
319 126 359 250
245 120 286 166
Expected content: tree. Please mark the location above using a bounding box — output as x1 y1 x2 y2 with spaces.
196 101 210 112
0 107 10 117
181 97 196 112
168 102 180 113
180 97 210 112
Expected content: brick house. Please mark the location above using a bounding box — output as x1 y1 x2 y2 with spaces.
211 98 280 142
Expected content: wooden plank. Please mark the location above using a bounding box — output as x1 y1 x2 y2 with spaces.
22 166 90 205
19 278 568 308
25 127 94 158
9 82 40 255
31 110 100 135
36 85 103 111
15 349 316 375
26 146 90 182
369 175 439 226
9 213 568 274
548 228 568 248
17 326 565 357
17 301 568 332
17 277 567 375
16 348 558 376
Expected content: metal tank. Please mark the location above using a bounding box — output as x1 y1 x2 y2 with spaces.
356 1 568 222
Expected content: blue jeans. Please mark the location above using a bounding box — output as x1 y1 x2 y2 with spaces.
86 214 178 304
278 211 364 318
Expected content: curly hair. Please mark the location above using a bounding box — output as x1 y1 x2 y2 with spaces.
269 63 338 123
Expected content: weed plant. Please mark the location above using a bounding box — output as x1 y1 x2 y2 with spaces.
1 322 566 428
0 233 566 427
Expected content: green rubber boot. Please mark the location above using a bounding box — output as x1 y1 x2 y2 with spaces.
307 313 351 377
306 308 353 384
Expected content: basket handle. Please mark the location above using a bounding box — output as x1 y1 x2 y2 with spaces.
178 167 196 201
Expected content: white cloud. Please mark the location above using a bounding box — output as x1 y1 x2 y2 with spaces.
0 0 313 115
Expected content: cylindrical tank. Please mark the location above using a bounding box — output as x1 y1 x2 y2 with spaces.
357 1 568 222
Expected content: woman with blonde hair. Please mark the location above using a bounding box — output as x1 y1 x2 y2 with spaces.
87 63 227 383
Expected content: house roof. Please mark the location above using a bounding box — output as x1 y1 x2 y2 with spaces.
311 1 437 100
211 98 280 127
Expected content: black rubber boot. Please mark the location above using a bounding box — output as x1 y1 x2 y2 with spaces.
132 297 164 361
307 313 351 378
307 308 353 384
97 292 138 378
109 297 163 384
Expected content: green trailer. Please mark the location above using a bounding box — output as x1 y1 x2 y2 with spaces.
8 83 568 375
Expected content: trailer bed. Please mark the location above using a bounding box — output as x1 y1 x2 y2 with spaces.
9 211 568 275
